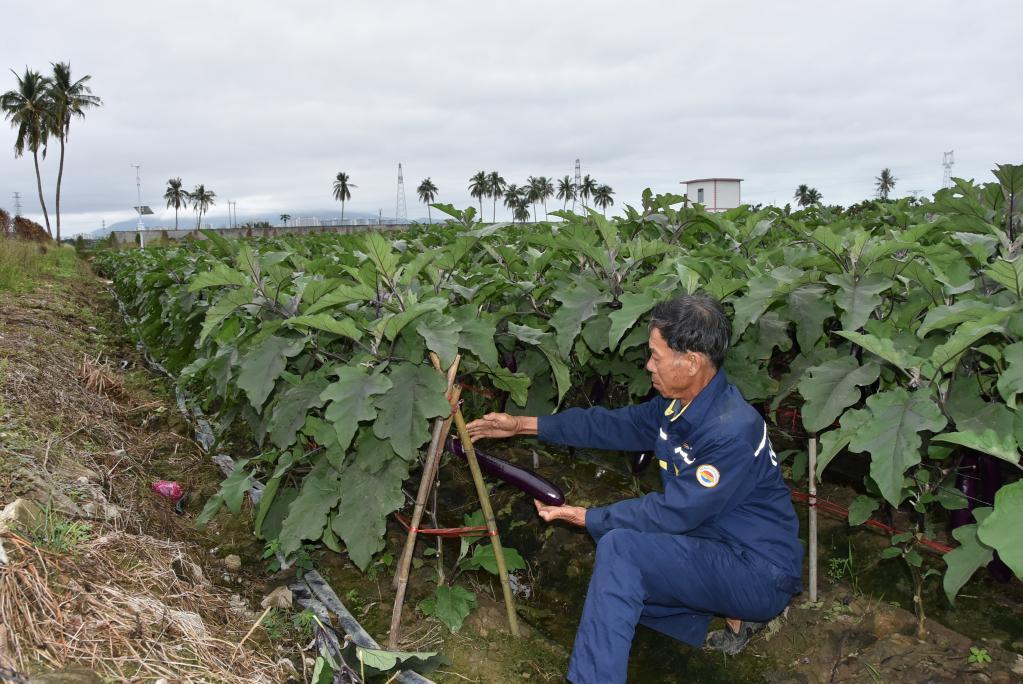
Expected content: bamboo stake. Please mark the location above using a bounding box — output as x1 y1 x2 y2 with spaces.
452 406 520 637
808 436 818 603
388 355 460 647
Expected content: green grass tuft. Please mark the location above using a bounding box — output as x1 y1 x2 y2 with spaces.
0 240 78 293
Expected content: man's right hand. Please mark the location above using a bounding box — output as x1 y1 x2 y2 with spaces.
466 412 536 440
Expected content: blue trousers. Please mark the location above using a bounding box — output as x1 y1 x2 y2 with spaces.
567 528 797 684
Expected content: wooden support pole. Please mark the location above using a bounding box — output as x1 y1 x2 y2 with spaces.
808 435 818 603
452 406 520 637
388 355 460 648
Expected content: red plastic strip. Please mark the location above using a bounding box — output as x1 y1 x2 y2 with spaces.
394 512 489 538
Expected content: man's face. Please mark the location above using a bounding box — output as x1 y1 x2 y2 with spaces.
646 327 702 399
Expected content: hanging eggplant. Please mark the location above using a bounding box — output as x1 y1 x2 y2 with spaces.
447 437 565 506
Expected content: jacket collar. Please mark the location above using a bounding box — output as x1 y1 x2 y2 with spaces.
665 368 728 429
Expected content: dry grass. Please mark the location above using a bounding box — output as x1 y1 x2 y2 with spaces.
0 259 303 681
0 530 292 683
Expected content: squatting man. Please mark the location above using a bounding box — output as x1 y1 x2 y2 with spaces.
467 294 803 684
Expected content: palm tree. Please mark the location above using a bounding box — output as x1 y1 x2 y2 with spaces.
190 184 216 229
1 68 54 238
538 176 554 219
512 197 531 224
525 176 543 222
280 213 291 227
503 184 522 221
556 175 575 213
593 184 615 217
468 171 488 220
164 178 188 229
417 177 438 225
794 184 822 208
487 171 505 222
875 168 897 200
47 62 101 242
579 174 598 211
332 172 355 222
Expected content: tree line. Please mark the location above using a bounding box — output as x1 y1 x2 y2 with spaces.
328 170 616 225
1 63 102 242
163 178 217 230
793 168 898 208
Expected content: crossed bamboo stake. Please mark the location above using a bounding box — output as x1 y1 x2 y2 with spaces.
388 353 519 648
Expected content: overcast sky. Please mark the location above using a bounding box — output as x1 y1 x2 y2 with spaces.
2 1 1021 235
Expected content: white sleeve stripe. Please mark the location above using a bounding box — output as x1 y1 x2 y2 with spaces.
754 421 768 458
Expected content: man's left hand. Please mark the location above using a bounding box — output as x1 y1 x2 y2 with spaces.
534 499 587 528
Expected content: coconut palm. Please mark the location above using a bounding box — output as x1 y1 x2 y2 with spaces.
512 198 531 224
579 174 598 211
1 68 54 237
190 184 216 230
793 184 822 208
164 177 188 229
538 176 554 219
47 62 101 242
468 171 488 220
556 175 575 213
280 213 291 227
503 184 523 221
875 168 897 200
417 177 438 225
332 172 355 222
593 184 615 217
525 176 543 222
487 171 505 222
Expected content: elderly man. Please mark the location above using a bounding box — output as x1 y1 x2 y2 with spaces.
467 294 802 683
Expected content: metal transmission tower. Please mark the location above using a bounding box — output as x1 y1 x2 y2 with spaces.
12 192 22 216
942 150 955 189
395 163 408 224
572 159 582 212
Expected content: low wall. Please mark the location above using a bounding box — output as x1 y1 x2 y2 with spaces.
111 223 409 245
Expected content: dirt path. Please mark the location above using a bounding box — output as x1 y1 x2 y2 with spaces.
0 258 301 682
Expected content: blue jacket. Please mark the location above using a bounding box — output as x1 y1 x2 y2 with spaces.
538 369 803 588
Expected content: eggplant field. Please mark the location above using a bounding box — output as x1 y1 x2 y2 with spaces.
96 166 1023 630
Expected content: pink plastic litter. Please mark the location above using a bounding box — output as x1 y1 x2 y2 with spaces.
151 480 184 501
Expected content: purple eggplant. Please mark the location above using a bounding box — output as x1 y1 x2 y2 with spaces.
447 437 565 506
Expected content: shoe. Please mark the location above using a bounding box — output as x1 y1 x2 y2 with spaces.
704 620 766 655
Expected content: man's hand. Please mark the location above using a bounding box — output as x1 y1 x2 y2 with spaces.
534 499 587 528
466 413 537 440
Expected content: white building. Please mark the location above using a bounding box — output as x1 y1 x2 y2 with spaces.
681 178 743 212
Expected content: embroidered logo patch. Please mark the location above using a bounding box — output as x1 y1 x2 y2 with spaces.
696 465 720 488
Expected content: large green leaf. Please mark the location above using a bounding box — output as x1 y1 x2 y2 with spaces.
285 313 362 341
929 319 1005 377
380 298 446 341
485 367 531 407
985 256 1023 298
835 331 922 373
848 388 947 505
798 356 880 433
977 481 1023 580
997 341 1023 404
199 285 254 344
254 450 296 538
731 273 779 338
237 335 305 409
279 460 342 557
419 585 477 633
450 308 498 368
548 280 611 358
943 519 994 604
787 284 833 352
608 290 659 351
268 377 329 449
332 457 407 570
415 311 461 369
362 231 401 282
302 282 375 315
372 363 452 460
826 273 892 331
321 367 393 452
188 263 248 291
816 409 871 479
917 300 1003 338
